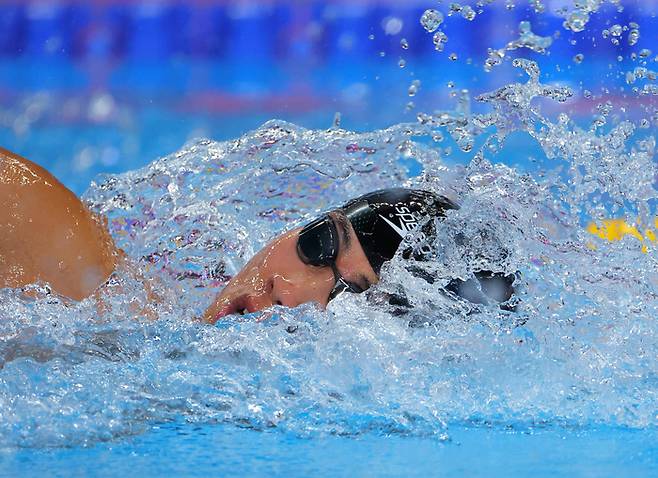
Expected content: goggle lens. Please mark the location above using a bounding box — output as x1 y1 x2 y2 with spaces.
296 216 339 267
297 215 366 301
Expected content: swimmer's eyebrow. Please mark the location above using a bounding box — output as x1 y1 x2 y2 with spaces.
331 211 352 251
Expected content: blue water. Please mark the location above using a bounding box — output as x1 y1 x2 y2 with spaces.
2 425 657 478
1 1 658 476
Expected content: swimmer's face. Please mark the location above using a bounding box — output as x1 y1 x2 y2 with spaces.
203 211 379 323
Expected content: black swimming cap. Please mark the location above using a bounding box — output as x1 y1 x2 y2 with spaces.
341 188 458 273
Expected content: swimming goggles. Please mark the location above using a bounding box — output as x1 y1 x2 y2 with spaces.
296 215 365 301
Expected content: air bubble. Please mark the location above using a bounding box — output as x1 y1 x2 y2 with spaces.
573 53 584 64
400 38 409 50
449 53 458 61
398 58 406 68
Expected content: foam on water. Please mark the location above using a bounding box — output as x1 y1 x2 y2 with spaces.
1 3 657 450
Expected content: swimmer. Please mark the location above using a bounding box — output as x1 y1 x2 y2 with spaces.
0 147 514 322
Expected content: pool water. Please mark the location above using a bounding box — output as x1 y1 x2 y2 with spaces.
1 1 657 476
3 425 657 478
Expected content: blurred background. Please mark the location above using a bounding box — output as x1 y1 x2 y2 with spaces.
0 0 656 193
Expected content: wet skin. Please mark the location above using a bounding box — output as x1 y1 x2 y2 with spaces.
0 148 120 301
0 147 379 317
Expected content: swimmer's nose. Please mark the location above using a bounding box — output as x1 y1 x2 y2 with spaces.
269 273 331 310
270 276 297 308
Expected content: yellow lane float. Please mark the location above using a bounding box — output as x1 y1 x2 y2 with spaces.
586 217 657 253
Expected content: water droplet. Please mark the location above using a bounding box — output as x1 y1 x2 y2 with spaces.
447 81 455 88
505 0 515 9
400 38 409 50
484 48 506 72
596 101 613 116
461 5 477 21
420 9 443 33
610 24 622 37
432 31 448 52
398 58 406 68
332 112 341 128
449 3 463 16
583 89 592 99
382 16 403 36
406 101 415 111
408 79 421 97
591 115 606 129
449 53 458 61
484 21 553 72
379 51 386 57
639 49 651 58
573 53 584 64
564 10 589 33
530 0 545 13
628 29 640 46
368 34 375 41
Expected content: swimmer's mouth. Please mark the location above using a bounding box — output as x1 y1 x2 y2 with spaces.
214 295 257 320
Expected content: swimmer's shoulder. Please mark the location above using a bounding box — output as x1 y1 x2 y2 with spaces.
0 147 121 301
0 146 63 190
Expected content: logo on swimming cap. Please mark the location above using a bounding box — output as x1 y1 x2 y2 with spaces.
378 209 422 239
341 188 459 273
